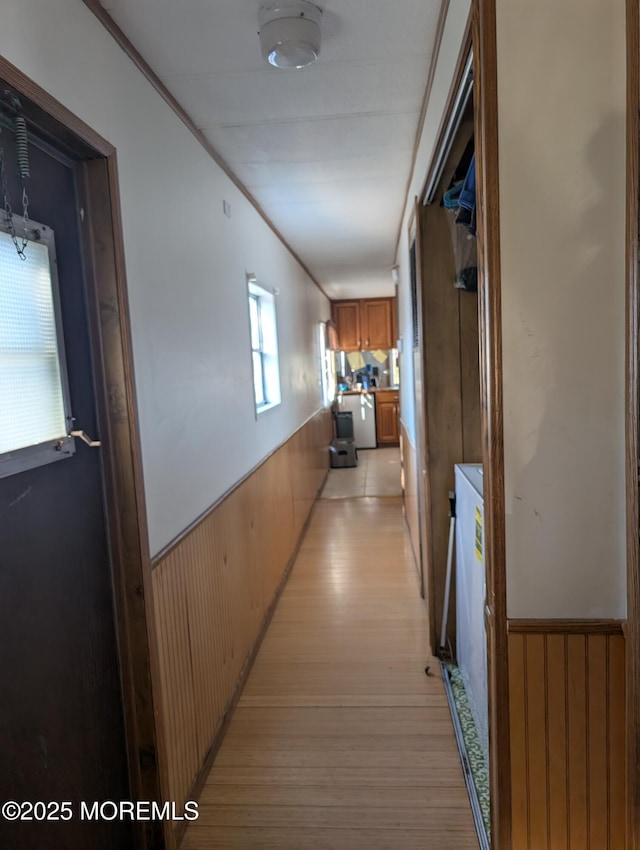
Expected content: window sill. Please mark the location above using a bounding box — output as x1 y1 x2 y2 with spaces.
256 401 281 416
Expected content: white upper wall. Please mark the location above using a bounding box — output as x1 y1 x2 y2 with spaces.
393 0 626 618
395 0 472 444
1 0 330 556
497 0 627 617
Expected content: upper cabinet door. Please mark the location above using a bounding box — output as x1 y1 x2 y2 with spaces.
362 299 393 349
332 301 361 351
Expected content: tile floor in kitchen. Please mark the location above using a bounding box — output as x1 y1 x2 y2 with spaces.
320 447 402 499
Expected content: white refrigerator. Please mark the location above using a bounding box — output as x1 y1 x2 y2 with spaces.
454 463 488 763
336 393 377 449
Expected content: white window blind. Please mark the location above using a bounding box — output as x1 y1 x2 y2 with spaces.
0 230 67 455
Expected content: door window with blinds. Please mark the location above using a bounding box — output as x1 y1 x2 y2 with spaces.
0 215 74 477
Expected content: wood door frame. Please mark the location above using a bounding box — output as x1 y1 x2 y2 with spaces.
626 0 640 845
0 56 166 850
411 3 512 846
472 2 511 847
408 205 430 607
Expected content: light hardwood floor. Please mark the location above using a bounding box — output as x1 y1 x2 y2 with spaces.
182 495 479 849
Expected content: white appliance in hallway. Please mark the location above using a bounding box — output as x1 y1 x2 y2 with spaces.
337 393 377 449
455 463 488 763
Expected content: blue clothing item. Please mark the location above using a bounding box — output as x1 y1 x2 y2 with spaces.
456 205 476 236
457 154 476 212
456 153 476 236
443 180 463 209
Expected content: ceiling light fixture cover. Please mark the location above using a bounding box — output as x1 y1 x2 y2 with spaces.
258 1 322 70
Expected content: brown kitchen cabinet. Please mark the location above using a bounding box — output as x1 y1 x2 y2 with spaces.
331 297 396 351
375 389 400 446
331 300 360 350
362 299 393 349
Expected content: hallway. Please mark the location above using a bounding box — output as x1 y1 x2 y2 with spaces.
183 490 479 849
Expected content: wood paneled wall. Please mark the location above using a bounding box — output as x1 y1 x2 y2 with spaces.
508 623 626 850
151 411 331 815
400 420 421 587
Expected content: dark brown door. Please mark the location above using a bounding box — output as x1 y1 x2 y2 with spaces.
0 126 132 848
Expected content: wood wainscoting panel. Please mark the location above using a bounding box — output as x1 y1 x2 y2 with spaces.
152 411 331 814
507 623 626 850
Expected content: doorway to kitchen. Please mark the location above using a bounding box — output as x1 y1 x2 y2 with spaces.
326 300 403 502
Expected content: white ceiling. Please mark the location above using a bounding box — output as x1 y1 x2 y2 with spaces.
99 0 442 298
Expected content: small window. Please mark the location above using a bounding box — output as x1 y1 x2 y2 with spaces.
0 216 74 478
391 348 400 387
248 280 281 413
318 322 335 407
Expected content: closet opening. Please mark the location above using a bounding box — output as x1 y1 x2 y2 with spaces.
419 100 488 847
409 31 505 845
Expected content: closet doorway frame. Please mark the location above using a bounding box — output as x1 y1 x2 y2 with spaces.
471 3 511 845
626 0 640 846
410 3 511 846
0 55 167 850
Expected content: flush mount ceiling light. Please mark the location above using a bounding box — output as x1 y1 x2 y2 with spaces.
258 1 323 70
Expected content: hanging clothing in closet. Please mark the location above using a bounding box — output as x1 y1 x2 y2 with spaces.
442 150 477 292
456 153 476 236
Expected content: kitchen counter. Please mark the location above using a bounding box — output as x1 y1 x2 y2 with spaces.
335 389 400 448
338 387 399 396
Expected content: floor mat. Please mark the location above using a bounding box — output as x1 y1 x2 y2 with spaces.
443 662 491 843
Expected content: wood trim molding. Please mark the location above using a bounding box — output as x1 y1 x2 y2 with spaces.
79 157 166 850
81 0 327 301
0 55 114 157
508 619 626 636
151 408 331 565
411 197 431 609
394 0 451 260
472 1 511 847
627 0 640 846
